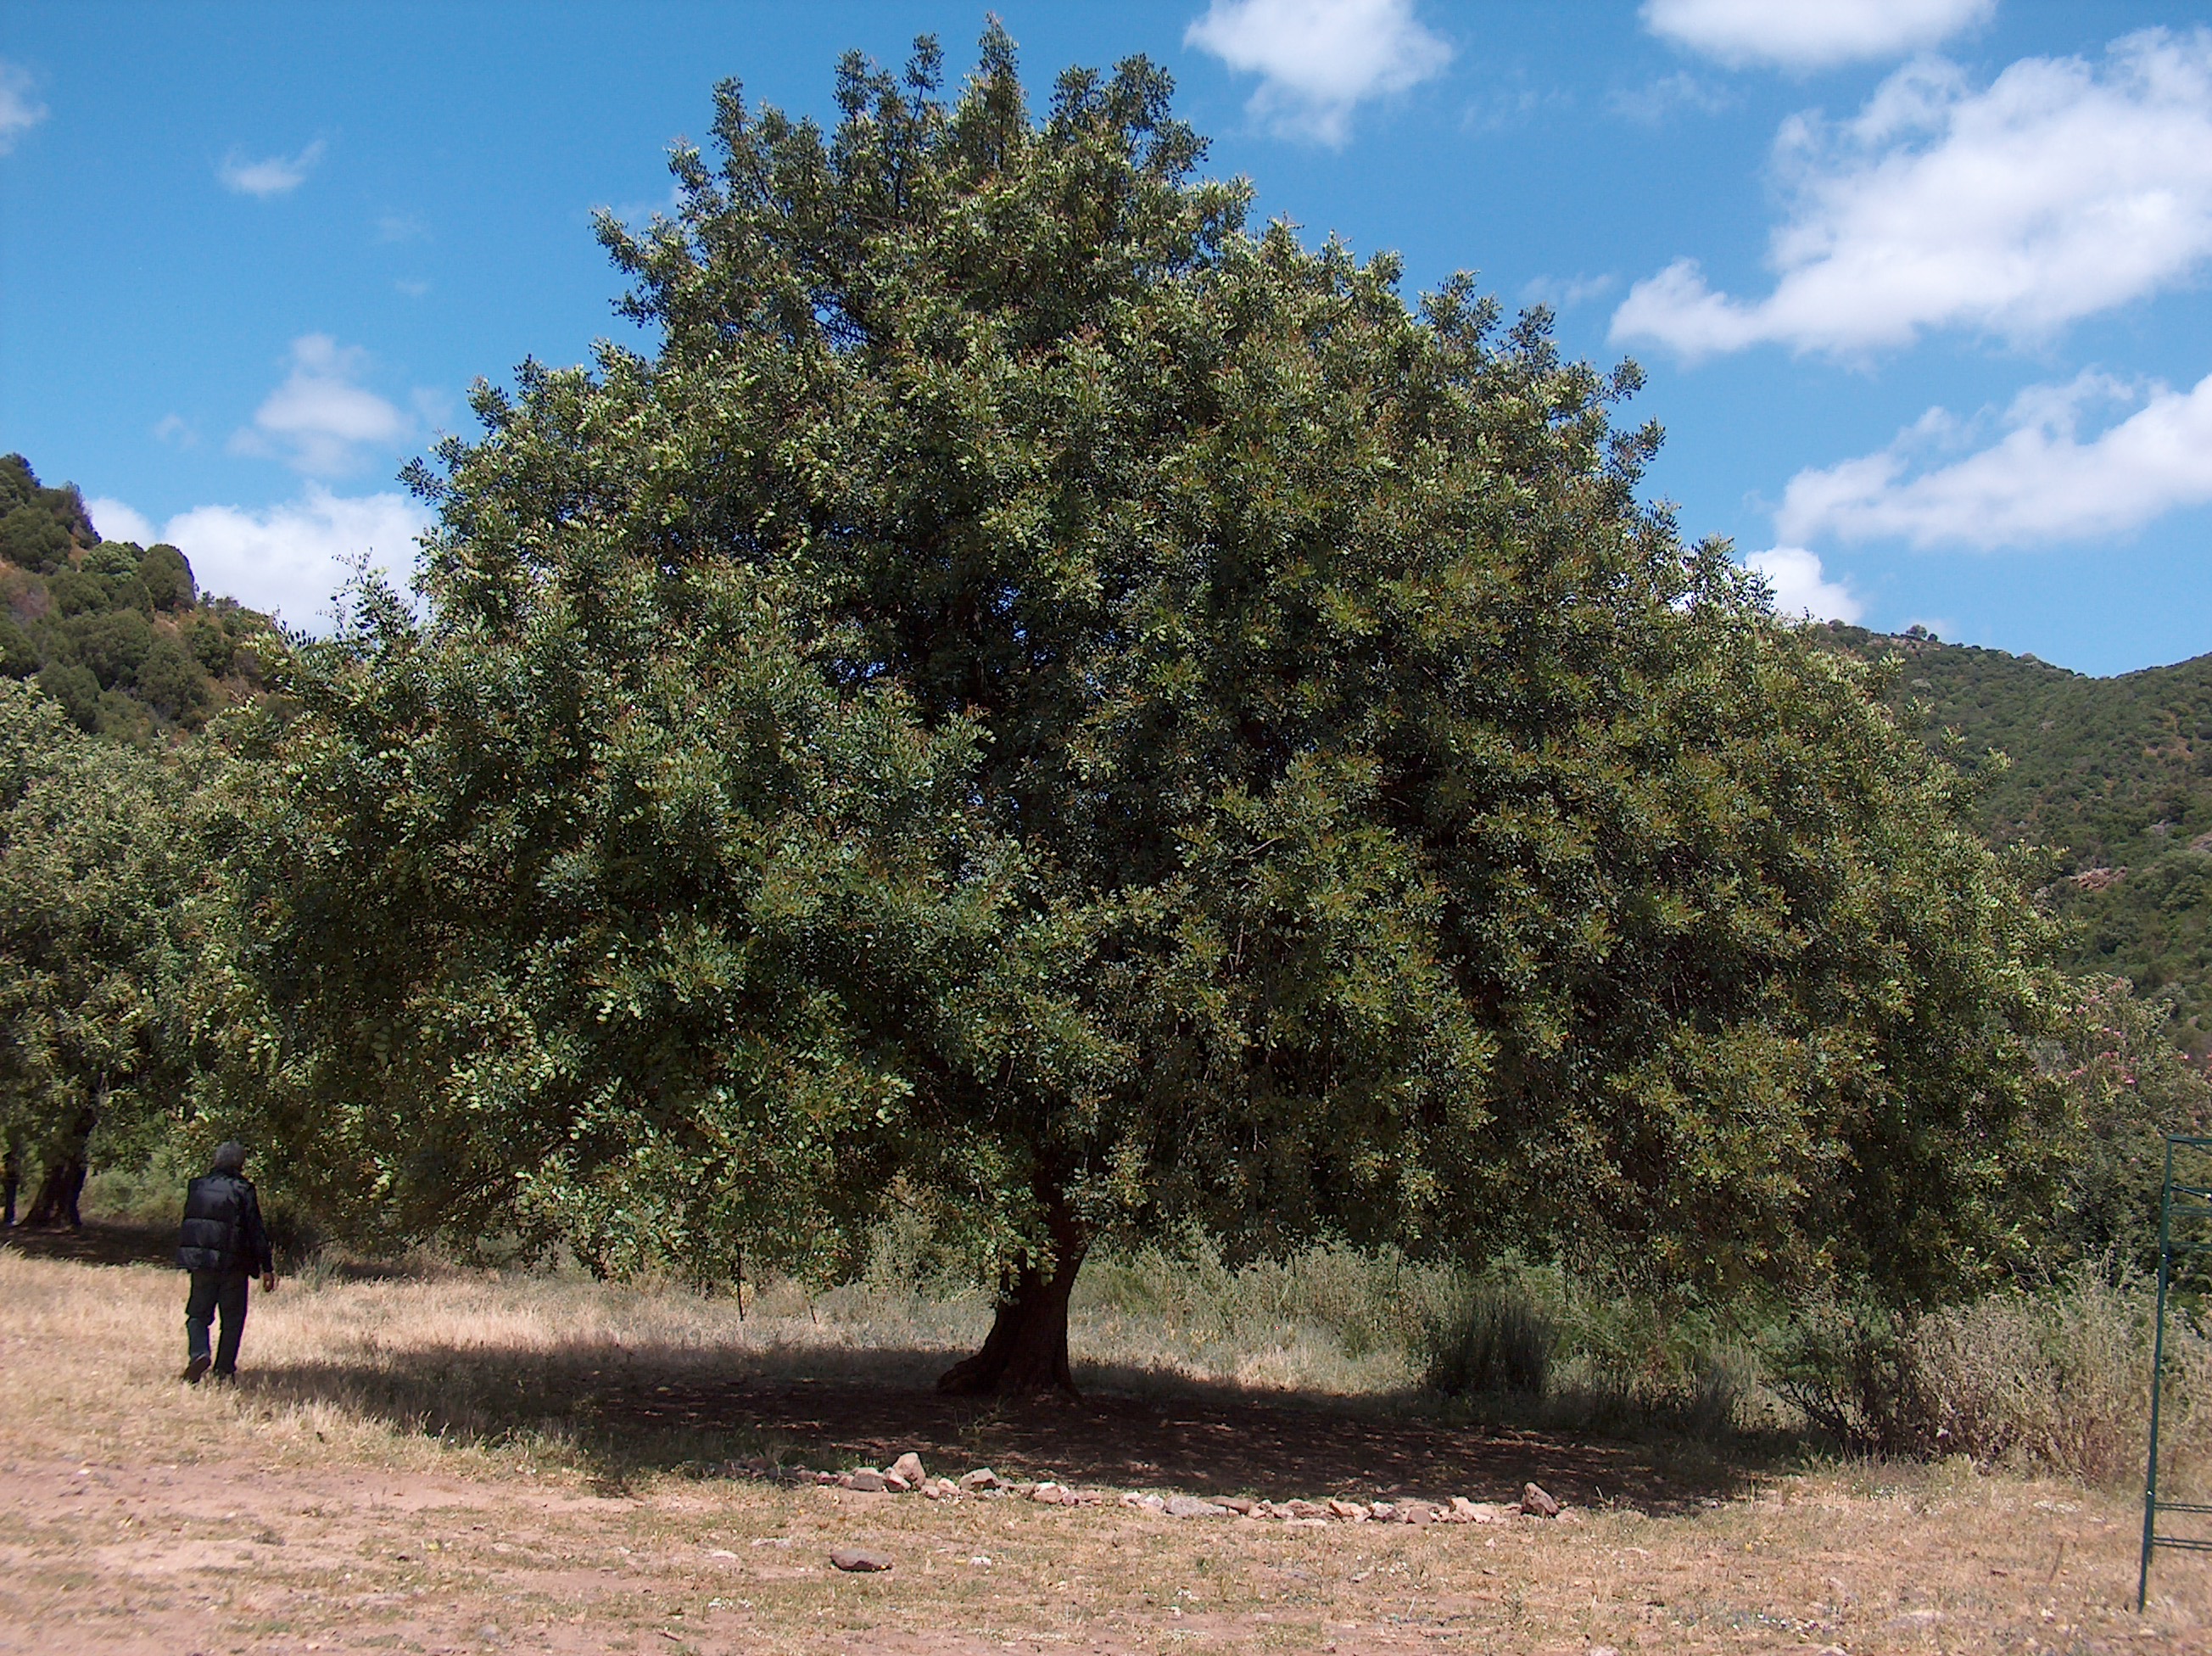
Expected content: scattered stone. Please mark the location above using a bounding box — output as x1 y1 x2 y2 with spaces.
1590 1647 1621 1656
1285 1499 1329 1519
843 1469 888 1493
1219 1497 1257 1516
882 1472 912 1493
829 1548 893 1573
1520 1482 1561 1519
958 1469 1003 1491
1395 1502 1437 1525
748 1537 794 1549
1032 1483 1067 1505
1122 1492 1167 1513
1327 1499 1368 1521
889 1452 926 1485
1165 1495 1227 1518
1369 1502 1395 1519
813 1470 840 1485
707 1548 738 1560
922 1477 958 1500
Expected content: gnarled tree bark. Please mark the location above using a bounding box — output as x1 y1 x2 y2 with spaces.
936 1196 1088 1397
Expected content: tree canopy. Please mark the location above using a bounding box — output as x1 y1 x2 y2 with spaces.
237 31 2067 1390
0 680 194 1226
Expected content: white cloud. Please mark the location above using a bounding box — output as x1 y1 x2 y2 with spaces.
153 412 198 450
218 139 326 198
1612 30 2212 359
0 59 47 154
88 488 427 629
1609 70 1733 124
1746 546 1864 622
1186 0 1451 144
1645 0 1992 70
1520 271 1618 311
1776 368 2212 550
86 498 155 546
232 334 411 477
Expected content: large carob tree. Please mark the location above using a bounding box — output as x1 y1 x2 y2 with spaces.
237 30 2064 1392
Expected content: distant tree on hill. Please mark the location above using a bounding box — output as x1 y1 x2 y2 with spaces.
0 457 266 740
235 31 2069 1391
138 544 196 612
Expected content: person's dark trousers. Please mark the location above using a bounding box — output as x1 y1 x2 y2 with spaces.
185 1270 251 1376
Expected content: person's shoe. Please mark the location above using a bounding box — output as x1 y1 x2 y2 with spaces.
182 1354 211 1385
209 1368 236 1385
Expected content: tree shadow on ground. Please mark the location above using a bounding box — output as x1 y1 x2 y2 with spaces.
241 1336 1748 1514
0 1219 173 1268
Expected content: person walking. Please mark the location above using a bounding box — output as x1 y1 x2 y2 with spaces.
176 1141 275 1384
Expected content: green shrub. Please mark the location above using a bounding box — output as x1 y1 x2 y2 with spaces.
0 503 70 573
1423 1283 1556 1396
139 543 195 611
1770 1270 2210 1486
0 616 35 679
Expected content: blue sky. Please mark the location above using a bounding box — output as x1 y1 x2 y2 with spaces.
3 0 2209 675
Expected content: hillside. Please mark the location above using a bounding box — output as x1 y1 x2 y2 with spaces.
0 454 273 742
1817 621 2212 1055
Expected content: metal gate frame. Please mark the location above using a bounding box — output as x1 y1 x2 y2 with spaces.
2139 1135 2212 1610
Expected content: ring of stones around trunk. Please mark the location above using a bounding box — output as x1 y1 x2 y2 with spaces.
841 1469 888 1492
889 1452 927 1486
1519 1482 1561 1518
958 1469 1003 1491
830 1548 893 1573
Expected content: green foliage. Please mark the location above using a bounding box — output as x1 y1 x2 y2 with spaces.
1818 622 2212 1055
35 661 100 732
2039 975 2212 1274
0 505 71 575
203 563 1007 1269
138 543 196 611
237 31 2065 1315
0 679 198 1203
0 617 35 680
65 609 154 689
133 636 215 725
0 456 267 739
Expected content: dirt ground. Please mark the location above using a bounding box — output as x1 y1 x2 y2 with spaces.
4 1228 2209 1654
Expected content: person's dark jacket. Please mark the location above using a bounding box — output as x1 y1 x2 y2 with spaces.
175 1171 273 1276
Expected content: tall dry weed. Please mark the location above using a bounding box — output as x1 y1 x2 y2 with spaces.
1774 1270 2208 1489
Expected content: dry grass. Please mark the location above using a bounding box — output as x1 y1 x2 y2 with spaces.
5 1239 2212 1653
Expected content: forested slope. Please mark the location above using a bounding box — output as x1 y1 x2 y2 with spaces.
0 454 272 742
1819 622 2212 1055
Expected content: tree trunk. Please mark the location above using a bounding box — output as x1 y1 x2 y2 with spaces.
24 1104 95 1230
937 1202 1088 1398
2 1143 18 1228
24 1153 87 1229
